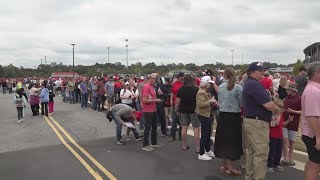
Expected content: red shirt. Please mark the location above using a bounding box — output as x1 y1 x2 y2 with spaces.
283 93 301 131
141 83 157 112
114 82 122 89
261 77 273 91
171 81 183 105
269 113 284 138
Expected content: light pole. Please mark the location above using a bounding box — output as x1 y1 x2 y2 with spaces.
231 50 235 66
71 43 76 78
107 47 110 64
125 39 128 68
45 56 46 65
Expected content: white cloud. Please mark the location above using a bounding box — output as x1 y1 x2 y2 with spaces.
0 0 319 68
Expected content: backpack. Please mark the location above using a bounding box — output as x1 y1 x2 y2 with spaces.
15 95 23 107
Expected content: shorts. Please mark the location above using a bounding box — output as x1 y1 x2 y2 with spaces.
180 113 200 127
283 127 297 141
302 135 320 164
107 95 115 104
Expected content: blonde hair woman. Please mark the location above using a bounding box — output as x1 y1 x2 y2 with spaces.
272 73 281 93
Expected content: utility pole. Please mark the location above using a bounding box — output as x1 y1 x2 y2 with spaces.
45 56 46 64
71 44 76 78
125 39 128 68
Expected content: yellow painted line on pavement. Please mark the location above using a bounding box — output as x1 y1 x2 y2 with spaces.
48 116 117 180
43 116 103 180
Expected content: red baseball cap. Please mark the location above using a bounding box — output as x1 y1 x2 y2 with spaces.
134 111 142 122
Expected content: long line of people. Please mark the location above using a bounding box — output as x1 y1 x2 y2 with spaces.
5 62 320 179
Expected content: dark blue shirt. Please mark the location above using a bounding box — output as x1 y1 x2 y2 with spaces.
242 76 272 122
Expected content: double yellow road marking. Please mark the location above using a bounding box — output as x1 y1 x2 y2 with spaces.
44 116 117 180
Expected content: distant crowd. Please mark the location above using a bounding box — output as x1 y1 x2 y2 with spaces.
1 61 320 180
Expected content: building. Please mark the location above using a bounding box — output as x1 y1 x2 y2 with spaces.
51 72 80 78
303 42 320 64
269 67 293 73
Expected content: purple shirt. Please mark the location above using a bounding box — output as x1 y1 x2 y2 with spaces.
80 82 88 94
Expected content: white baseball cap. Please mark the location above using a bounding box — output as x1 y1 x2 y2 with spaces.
201 76 215 84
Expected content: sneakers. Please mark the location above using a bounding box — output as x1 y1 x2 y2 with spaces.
126 137 131 141
267 167 274 173
151 143 164 148
117 140 126 145
206 150 215 158
136 136 143 141
274 166 285 172
142 146 154 152
198 154 212 161
20 119 24 122
18 120 21 124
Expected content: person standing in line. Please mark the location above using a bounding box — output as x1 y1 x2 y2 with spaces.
175 74 200 152
278 76 288 100
214 67 243 176
195 76 217 160
301 62 320 180
168 72 184 142
80 77 89 109
48 87 55 115
279 83 302 166
40 81 49 116
261 71 274 95
7 79 13 94
272 73 281 94
14 89 27 124
105 76 115 111
67 78 76 104
2 79 7 94
120 81 135 108
97 78 106 111
242 62 283 180
295 67 308 96
141 73 164 152
163 77 173 127
91 80 98 111
29 84 40 116
155 78 168 136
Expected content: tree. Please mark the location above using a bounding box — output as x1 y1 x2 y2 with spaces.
293 59 305 76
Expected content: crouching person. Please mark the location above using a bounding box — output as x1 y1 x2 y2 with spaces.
107 104 143 145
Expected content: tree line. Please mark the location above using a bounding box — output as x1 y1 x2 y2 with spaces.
0 60 304 78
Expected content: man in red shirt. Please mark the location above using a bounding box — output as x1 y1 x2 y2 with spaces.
261 71 273 95
141 73 164 152
168 72 184 142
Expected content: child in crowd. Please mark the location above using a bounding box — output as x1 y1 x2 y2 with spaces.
48 88 55 115
14 89 27 124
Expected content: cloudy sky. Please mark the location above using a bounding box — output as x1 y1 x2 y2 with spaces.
0 0 320 68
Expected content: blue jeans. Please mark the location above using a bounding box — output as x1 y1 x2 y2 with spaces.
198 114 212 155
112 111 139 141
92 96 98 110
268 138 283 167
170 106 181 139
157 103 167 135
69 91 75 104
81 93 88 108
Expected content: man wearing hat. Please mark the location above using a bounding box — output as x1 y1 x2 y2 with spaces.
242 62 283 180
107 103 143 145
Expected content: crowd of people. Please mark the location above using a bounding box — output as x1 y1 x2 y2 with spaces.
1 61 320 180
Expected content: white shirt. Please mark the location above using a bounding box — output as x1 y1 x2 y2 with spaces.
120 88 134 104
272 78 280 93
